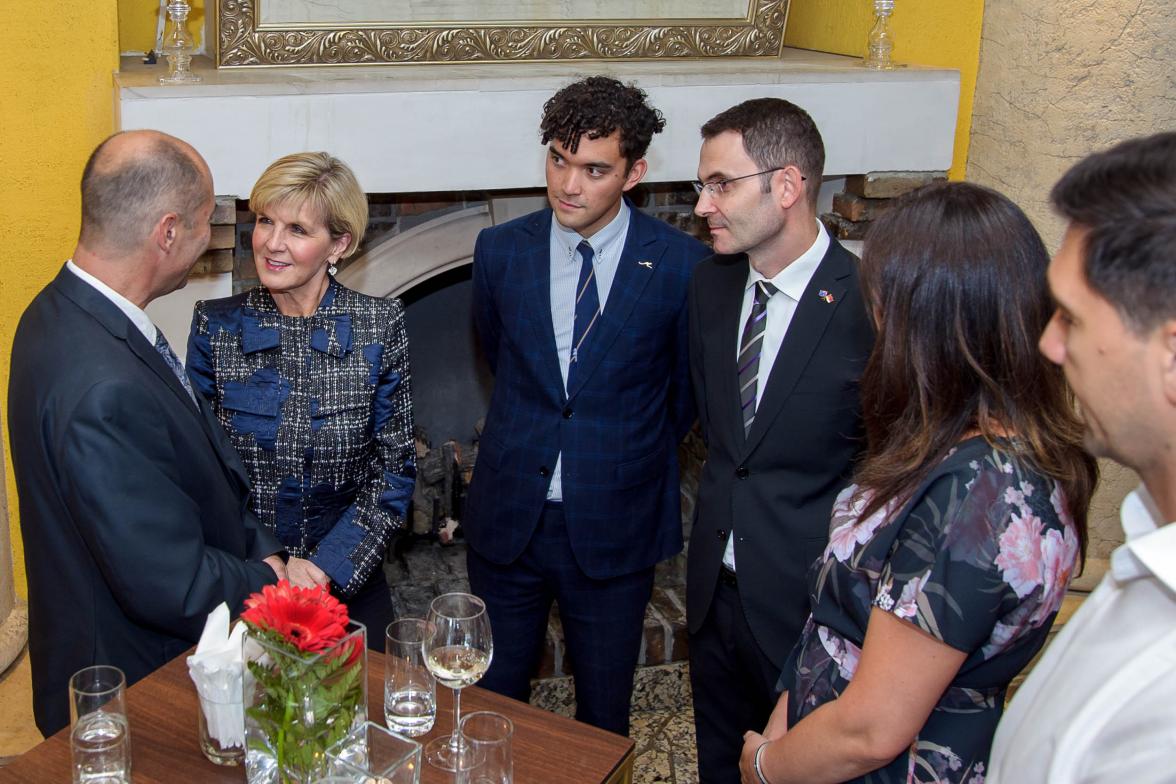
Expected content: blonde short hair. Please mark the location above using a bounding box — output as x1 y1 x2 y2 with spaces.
249 152 368 258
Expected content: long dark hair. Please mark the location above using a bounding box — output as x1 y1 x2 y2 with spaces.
855 182 1097 559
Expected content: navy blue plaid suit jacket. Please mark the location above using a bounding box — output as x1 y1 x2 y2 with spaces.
464 204 710 579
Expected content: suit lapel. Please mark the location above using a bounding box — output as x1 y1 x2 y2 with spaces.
516 211 566 398
566 208 661 399
54 268 197 415
708 257 753 449
54 267 252 492
742 242 855 455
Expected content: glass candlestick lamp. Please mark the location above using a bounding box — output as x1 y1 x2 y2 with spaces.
159 1 201 84
863 0 898 70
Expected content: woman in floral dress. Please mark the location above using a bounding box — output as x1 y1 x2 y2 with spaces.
740 182 1098 784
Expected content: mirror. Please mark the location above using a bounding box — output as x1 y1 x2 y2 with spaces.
217 0 790 67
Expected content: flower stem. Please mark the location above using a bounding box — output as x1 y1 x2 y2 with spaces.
277 687 295 784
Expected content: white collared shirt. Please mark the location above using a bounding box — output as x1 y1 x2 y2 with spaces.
546 201 631 501
987 485 1176 784
724 220 829 571
66 259 158 346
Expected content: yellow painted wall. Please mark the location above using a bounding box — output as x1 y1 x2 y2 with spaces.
785 0 984 180
0 6 120 597
119 0 206 54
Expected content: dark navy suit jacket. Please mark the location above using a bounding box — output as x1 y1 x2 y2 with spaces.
464 205 711 579
8 267 281 736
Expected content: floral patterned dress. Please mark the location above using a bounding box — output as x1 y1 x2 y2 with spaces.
786 437 1080 783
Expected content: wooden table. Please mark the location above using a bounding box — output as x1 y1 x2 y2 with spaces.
0 651 634 783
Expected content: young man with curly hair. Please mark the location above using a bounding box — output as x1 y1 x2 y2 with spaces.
463 76 710 735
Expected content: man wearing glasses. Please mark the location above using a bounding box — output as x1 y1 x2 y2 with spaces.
685 98 874 782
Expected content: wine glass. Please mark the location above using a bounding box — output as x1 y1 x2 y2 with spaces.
423 592 493 772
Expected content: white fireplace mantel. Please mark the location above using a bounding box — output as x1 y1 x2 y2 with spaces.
115 50 960 196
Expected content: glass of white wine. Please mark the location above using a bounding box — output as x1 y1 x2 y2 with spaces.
423 592 493 772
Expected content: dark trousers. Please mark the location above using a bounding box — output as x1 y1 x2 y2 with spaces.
466 503 655 736
690 572 783 784
339 568 394 652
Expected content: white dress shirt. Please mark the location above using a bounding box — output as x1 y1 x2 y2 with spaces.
546 202 631 501
66 259 158 345
987 485 1176 784
724 220 829 571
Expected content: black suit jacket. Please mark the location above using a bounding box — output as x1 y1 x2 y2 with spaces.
686 239 874 667
7 266 281 736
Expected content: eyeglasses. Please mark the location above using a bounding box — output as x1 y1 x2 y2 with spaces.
691 167 806 197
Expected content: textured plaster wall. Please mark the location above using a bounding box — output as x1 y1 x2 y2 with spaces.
785 0 984 180
968 0 1176 562
0 5 120 598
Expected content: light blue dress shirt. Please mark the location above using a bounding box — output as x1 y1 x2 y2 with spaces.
546 200 631 501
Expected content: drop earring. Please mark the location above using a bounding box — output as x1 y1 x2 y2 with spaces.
328 259 338 276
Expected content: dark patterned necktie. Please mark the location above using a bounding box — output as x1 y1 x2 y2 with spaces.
568 240 600 386
738 280 777 435
154 329 197 403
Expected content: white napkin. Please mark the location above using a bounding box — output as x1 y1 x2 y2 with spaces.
187 602 246 748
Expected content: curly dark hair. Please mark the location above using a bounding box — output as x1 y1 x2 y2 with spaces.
539 76 665 169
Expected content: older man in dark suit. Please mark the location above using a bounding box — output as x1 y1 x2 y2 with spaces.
463 76 710 736
686 98 875 782
8 130 285 737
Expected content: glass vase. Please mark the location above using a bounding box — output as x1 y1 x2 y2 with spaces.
242 622 368 784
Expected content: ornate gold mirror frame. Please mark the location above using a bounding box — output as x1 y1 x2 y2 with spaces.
216 0 790 67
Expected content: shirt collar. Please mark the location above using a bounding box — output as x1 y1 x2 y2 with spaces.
1111 485 1176 589
552 199 630 264
66 259 157 345
745 219 830 300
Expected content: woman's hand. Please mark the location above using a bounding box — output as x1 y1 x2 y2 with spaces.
741 733 769 784
286 556 330 589
763 691 790 740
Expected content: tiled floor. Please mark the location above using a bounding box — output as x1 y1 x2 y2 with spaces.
632 702 699 784
0 650 40 764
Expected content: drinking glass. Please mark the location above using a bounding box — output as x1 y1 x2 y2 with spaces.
69 665 131 784
423 592 493 771
385 619 437 737
324 721 421 784
457 711 513 784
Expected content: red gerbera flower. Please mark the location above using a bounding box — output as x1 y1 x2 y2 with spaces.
242 581 351 654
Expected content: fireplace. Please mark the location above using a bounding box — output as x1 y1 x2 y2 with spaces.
124 49 960 679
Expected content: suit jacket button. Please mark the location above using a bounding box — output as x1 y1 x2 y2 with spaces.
717 529 727 539
539 466 550 477
735 466 750 479
562 406 573 419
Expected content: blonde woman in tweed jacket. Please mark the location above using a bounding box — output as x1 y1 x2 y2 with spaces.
187 152 415 645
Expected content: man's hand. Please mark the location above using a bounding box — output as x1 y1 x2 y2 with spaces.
262 554 287 582
287 556 330 589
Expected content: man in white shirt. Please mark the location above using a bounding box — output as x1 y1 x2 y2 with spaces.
989 131 1176 782
8 130 286 736
685 98 874 782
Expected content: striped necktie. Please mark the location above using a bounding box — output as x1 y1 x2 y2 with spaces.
568 240 599 386
154 329 197 404
738 280 777 436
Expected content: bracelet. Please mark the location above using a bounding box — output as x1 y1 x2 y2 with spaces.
753 740 772 784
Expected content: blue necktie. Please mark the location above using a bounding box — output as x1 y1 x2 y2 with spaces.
568 240 599 387
154 329 197 404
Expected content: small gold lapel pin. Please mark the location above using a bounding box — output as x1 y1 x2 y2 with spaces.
818 289 835 303
638 260 653 269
